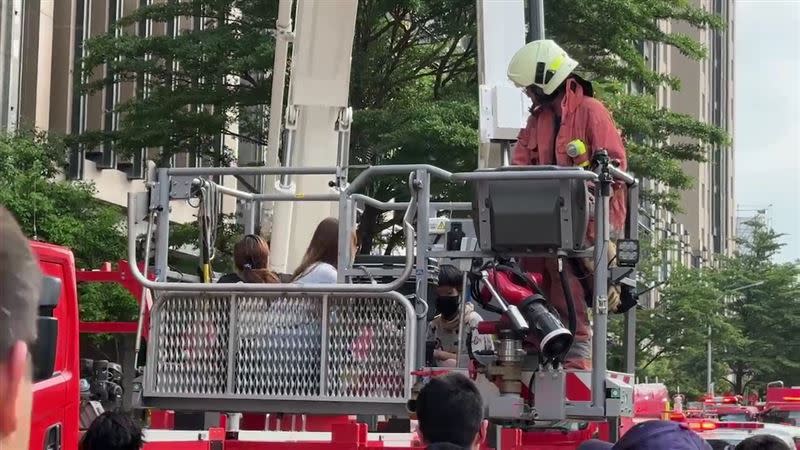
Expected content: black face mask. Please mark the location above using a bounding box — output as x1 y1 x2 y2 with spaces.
437 295 460 320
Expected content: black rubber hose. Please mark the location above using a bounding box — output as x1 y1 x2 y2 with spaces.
558 258 578 338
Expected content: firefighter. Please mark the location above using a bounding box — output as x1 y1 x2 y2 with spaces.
507 40 629 369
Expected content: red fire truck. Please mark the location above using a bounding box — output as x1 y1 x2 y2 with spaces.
762 383 800 427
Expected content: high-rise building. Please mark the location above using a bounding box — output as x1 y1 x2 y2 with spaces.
633 0 734 306
641 0 735 272
671 0 736 262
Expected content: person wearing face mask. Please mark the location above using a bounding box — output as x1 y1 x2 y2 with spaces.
428 265 494 367
506 40 629 370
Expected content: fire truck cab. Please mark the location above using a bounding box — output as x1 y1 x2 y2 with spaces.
762 384 800 427
29 242 81 450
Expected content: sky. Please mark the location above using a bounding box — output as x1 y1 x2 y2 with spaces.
734 0 800 263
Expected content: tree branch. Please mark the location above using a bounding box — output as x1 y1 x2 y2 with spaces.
221 129 268 147
639 348 667 371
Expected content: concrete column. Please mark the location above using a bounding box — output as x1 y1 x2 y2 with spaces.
34 0 53 129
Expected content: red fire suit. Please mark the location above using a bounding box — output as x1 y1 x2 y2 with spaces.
511 77 628 369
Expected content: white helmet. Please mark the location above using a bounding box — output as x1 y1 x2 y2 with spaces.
507 40 578 95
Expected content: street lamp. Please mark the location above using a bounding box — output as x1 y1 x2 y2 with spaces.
707 280 766 395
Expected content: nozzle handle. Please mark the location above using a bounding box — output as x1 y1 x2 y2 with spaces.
480 271 529 333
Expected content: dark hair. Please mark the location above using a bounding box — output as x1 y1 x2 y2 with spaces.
735 435 791 450
438 264 463 291
292 218 357 281
416 373 483 447
233 234 279 283
0 206 41 362
80 411 143 450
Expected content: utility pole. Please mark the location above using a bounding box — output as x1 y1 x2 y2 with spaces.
527 0 545 41
707 323 713 395
707 280 765 395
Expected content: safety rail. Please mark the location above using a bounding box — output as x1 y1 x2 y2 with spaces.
143 291 417 415
129 161 641 420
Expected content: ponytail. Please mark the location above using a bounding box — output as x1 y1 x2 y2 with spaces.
241 268 280 284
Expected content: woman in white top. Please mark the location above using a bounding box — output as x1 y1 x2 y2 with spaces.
291 217 357 284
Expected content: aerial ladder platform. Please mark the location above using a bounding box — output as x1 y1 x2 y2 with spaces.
118 0 644 447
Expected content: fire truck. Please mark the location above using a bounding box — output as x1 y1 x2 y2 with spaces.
762 383 800 427
27 0 646 449
695 394 760 423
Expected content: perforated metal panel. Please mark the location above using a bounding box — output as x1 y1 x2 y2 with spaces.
235 296 322 397
327 297 408 399
144 291 416 413
153 295 230 395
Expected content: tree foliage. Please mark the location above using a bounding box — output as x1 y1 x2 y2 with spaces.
348 0 479 252
73 0 277 165
712 219 800 394
609 265 741 397
0 130 136 323
74 0 729 245
170 213 243 275
0 130 127 266
546 0 729 210
613 220 800 396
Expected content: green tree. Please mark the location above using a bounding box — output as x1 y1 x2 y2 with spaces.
0 130 137 322
546 0 728 210
713 219 800 394
76 0 728 248
73 0 277 165
170 214 243 275
609 265 742 396
341 0 480 252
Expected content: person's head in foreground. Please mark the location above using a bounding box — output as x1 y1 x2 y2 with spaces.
0 206 42 450
577 420 712 450
80 411 143 450
416 372 487 450
735 434 791 450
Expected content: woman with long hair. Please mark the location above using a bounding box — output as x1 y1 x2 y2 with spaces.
218 234 280 283
292 217 357 284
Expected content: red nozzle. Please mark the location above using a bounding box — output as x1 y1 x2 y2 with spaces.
477 321 499 335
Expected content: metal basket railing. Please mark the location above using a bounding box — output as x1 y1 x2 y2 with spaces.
142 291 416 415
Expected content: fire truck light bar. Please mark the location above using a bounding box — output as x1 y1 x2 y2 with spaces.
687 421 718 431
679 421 764 432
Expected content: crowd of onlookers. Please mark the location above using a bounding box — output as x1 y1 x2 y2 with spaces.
0 206 792 450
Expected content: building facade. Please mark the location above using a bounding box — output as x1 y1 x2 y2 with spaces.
641 0 735 274
631 0 735 306
671 0 736 262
